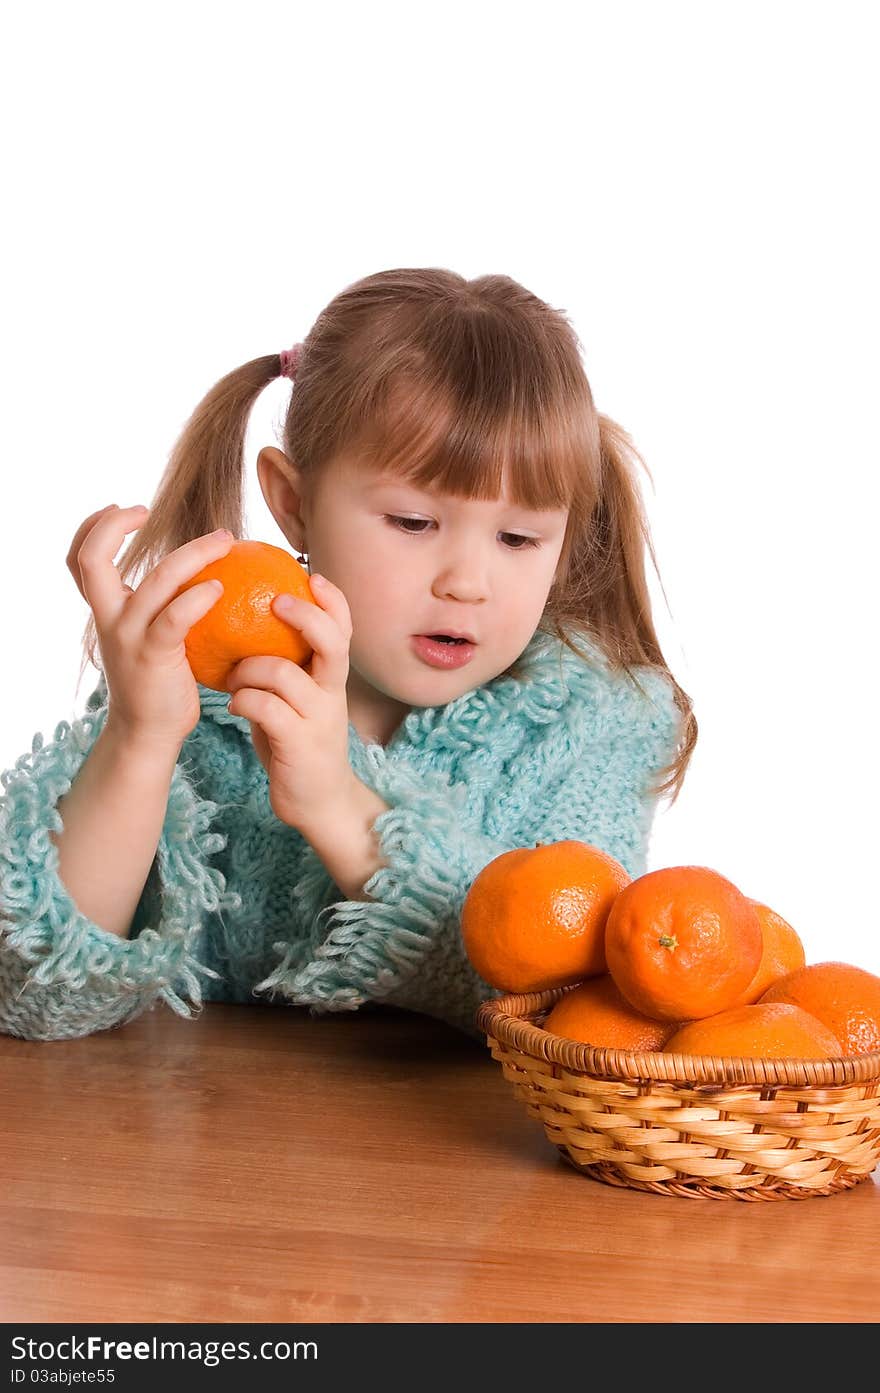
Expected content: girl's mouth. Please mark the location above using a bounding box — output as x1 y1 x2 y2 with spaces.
411 635 477 669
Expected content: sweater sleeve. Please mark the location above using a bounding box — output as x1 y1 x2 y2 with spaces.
254 673 682 1039
0 687 241 1041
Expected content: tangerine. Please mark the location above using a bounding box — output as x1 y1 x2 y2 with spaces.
174 539 317 691
604 865 762 1021
727 900 806 1007
543 974 678 1050
663 1002 842 1059
461 840 630 993
759 961 880 1056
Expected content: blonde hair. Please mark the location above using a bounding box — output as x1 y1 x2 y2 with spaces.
78 267 697 803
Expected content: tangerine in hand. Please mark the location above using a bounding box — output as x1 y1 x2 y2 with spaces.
175 539 317 691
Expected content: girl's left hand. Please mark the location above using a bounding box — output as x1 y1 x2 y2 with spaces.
224 574 355 830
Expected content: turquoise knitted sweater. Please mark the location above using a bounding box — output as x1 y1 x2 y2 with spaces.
0 629 681 1043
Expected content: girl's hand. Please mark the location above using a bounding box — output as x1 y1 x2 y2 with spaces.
67 504 235 752
224 574 356 830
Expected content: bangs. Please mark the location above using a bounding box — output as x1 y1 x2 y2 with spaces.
348 366 598 516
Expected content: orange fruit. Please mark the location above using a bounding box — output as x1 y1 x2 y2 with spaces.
727 900 807 1007
759 961 880 1056
664 1002 842 1059
543 974 678 1050
604 865 762 1021
175 540 317 691
460 840 630 993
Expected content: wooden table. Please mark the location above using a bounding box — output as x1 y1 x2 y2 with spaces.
2 1002 879 1323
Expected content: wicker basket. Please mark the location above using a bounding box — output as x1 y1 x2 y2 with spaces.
476 988 880 1201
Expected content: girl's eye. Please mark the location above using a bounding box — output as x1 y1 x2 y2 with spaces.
386 515 431 535
384 516 540 550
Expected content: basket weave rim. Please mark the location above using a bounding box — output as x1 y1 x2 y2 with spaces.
476 988 880 1087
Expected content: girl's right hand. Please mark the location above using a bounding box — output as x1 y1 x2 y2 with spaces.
67 504 235 752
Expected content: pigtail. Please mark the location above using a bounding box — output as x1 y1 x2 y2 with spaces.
546 412 697 804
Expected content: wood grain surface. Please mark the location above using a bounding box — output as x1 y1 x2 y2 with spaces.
2 1001 879 1323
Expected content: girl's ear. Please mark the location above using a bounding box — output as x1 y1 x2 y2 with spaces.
257 446 309 550
257 445 299 497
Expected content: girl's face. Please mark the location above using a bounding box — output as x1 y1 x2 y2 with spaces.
260 449 570 745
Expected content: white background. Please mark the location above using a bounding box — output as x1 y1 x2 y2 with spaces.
2 2 877 970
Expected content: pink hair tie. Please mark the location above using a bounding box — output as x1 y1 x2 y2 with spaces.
278 343 304 380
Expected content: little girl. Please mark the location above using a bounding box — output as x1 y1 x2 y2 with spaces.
0 267 697 1042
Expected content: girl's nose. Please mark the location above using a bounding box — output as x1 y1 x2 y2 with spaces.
431 556 489 604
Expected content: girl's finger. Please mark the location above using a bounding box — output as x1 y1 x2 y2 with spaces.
74 505 153 626
225 656 322 720
152 579 228 653
309 574 353 639
227 687 303 746
273 576 351 693
122 528 235 642
65 504 122 599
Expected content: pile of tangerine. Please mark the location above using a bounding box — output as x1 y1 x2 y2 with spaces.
460 842 880 1059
